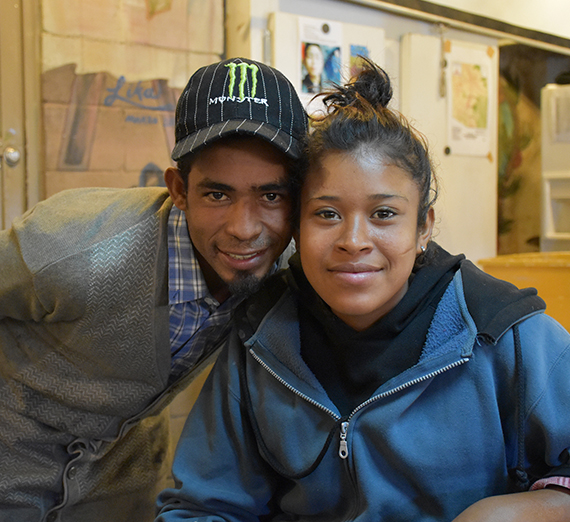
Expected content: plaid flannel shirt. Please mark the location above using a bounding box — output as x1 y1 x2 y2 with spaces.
167 206 241 382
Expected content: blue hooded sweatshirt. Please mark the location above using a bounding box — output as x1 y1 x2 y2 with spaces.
156 250 570 522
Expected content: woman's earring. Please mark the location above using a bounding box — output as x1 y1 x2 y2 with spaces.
420 245 426 254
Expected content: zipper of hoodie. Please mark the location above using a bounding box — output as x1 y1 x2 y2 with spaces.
250 349 468 520
249 349 341 421
339 421 350 459
250 348 469 460
337 357 470 459
250 348 361 518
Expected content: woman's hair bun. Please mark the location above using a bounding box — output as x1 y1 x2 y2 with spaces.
323 57 393 111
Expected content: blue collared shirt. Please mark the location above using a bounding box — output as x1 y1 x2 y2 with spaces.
167 206 240 382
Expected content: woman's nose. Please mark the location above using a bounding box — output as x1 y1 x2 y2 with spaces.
336 215 373 254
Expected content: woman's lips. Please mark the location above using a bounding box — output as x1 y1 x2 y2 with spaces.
329 263 380 273
327 263 382 284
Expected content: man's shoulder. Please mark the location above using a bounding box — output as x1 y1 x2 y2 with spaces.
17 187 170 230
12 187 172 271
39 186 170 214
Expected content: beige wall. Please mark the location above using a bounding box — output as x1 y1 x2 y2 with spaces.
40 0 224 197
41 0 224 86
426 0 570 41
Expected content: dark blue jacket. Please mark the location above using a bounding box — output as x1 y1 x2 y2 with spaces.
157 264 570 521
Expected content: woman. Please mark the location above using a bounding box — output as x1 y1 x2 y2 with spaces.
302 42 325 93
156 60 570 521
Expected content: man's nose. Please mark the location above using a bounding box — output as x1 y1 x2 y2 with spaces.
225 200 263 241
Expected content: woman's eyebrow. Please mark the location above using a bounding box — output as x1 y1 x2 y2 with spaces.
309 193 407 202
369 193 408 202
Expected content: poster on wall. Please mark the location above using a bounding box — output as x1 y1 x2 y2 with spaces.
445 41 493 157
269 12 386 115
545 84 570 143
349 45 371 78
298 17 342 109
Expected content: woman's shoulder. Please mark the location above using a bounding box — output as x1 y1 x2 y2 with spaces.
458 259 546 343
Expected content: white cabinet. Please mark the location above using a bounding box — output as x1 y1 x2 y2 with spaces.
541 83 570 251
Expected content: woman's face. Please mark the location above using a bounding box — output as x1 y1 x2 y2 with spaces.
304 45 324 81
298 150 433 331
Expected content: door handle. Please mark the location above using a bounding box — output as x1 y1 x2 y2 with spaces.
1 146 21 167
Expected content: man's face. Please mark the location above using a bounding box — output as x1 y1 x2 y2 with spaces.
166 136 293 302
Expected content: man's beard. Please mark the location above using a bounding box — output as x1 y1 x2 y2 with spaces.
227 272 266 299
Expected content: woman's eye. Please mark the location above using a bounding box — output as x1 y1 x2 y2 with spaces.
316 209 339 220
373 209 395 219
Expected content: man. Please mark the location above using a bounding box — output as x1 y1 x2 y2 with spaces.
0 57 307 522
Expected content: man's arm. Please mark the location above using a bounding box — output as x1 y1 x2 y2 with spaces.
452 487 570 522
0 226 46 322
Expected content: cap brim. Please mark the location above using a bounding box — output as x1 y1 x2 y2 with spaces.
171 119 303 161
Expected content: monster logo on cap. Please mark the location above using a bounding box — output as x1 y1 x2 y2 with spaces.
226 62 258 100
209 63 268 107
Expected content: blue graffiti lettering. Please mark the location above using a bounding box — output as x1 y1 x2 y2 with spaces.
125 115 159 124
105 76 174 111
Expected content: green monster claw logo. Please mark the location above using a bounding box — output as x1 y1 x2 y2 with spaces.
225 62 259 99
209 62 268 106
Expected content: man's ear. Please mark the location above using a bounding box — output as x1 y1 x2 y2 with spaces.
164 167 188 211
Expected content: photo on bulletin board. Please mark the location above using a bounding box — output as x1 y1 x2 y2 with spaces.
298 17 343 108
301 42 341 94
349 45 370 79
269 12 386 115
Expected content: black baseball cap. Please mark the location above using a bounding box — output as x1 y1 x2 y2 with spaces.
171 57 308 162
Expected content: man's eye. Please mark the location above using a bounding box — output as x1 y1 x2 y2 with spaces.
208 192 227 201
263 193 281 202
